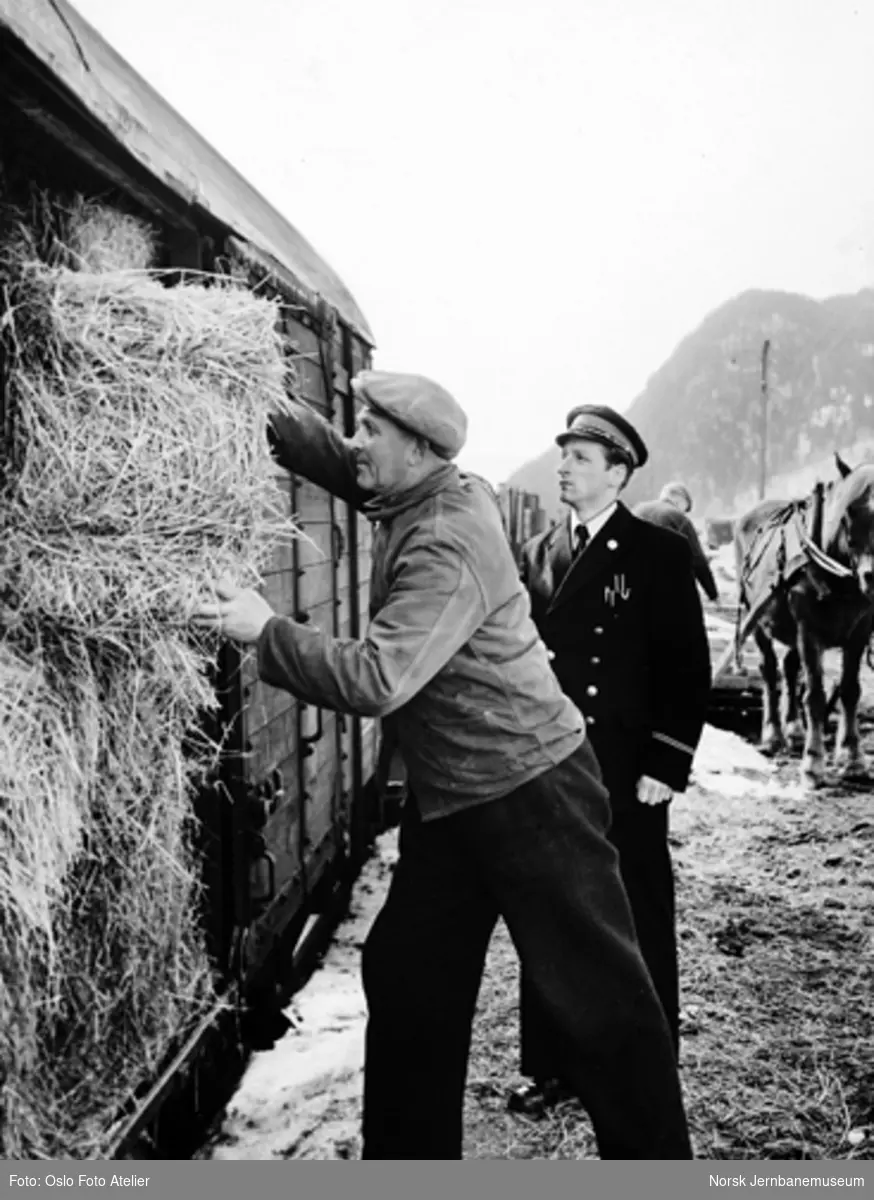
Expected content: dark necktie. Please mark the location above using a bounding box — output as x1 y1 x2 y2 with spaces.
574 524 589 556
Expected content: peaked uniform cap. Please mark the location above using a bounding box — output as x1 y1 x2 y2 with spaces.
556 404 649 469
352 370 468 460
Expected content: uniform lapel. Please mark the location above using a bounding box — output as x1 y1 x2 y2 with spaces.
547 517 574 592
548 504 634 613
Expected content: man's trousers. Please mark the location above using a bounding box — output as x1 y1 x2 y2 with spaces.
360 742 691 1160
520 800 680 1088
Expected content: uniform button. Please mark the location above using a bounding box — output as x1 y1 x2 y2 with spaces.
587 684 598 696
587 716 596 726
591 656 601 665
594 626 604 635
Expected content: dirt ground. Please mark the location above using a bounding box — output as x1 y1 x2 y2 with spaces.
205 678 874 1162
463 722 874 1160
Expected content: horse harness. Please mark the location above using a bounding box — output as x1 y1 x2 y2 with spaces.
732 483 856 668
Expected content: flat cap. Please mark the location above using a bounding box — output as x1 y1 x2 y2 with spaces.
556 404 648 469
660 480 692 510
351 370 468 460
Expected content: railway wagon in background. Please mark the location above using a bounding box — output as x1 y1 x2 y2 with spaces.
497 485 548 564
1 0 394 1156
705 515 737 550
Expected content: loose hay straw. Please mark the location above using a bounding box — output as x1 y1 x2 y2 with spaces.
0 193 155 281
0 200 300 1157
5 266 295 638
65 196 156 273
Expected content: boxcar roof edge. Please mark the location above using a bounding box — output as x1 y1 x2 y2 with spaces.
0 0 375 345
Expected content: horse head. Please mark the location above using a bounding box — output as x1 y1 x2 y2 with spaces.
823 460 874 598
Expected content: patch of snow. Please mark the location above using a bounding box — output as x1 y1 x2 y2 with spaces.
695 724 772 775
712 543 738 581
204 829 399 1160
692 724 774 798
691 725 803 800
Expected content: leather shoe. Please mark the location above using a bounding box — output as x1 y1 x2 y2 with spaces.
506 1077 574 1116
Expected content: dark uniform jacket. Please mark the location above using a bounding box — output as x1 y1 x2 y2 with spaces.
632 500 719 602
520 503 712 808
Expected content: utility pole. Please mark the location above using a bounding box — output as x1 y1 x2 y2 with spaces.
759 339 771 500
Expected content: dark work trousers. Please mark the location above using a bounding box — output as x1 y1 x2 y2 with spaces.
520 786 681 1085
360 742 691 1160
611 805 679 1052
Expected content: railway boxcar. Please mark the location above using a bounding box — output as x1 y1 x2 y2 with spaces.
705 515 736 550
1 0 391 1157
497 485 548 564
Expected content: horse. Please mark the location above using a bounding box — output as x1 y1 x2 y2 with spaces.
734 455 874 786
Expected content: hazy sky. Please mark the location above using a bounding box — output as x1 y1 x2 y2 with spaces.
72 0 874 484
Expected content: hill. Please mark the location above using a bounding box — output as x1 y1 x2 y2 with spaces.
506 287 874 519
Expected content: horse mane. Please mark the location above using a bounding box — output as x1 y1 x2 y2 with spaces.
823 464 874 545
839 464 874 504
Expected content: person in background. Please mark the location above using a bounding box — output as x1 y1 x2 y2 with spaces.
509 405 711 1117
192 373 693 1161
634 482 720 603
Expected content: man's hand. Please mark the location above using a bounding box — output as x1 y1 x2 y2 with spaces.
191 575 275 645
637 774 673 806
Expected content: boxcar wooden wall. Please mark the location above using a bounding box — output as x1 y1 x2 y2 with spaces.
0 69 381 1004
231 306 377 995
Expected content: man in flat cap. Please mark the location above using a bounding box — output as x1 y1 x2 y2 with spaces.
193 373 692 1160
509 404 711 1115
634 481 720 603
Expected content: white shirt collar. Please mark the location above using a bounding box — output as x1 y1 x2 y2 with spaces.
570 501 618 544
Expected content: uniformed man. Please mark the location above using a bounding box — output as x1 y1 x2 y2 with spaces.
634 482 720 602
508 405 712 1116
193 374 692 1160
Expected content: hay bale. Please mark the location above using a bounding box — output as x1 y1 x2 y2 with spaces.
0 639 219 1158
0 199 299 1157
4 264 293 641
0 642 93 938
66 197 155 273
0 192 155 279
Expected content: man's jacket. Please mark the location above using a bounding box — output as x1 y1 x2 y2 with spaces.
632 500 720 602
256 403 585 820
520 504 711 804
